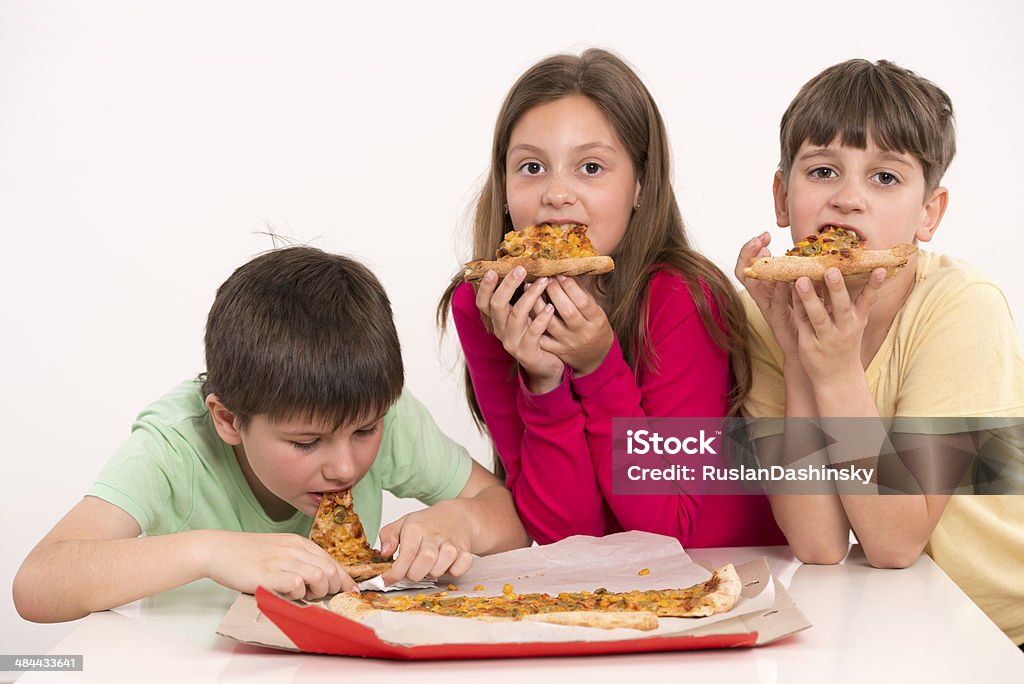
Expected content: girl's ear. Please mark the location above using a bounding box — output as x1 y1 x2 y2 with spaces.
206 394 243 445
916 186 949 243
633 180 641 209
773 170 790 227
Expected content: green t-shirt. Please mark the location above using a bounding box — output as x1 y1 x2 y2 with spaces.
89 380 473 544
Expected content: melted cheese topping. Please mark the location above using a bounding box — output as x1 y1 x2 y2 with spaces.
496 224 600 259
785 226 865 257
362 575 721 618
309 490 388 564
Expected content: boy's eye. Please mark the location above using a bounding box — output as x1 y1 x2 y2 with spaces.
290 439 319 452
580 162 603 175
810 167 836 179
356 422 382 436
873 171 899 186
518 162 544 175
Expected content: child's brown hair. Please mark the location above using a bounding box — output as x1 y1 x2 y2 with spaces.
779 58 955 194
203 246 403 428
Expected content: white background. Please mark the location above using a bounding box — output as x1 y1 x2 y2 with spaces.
2 0 1022 661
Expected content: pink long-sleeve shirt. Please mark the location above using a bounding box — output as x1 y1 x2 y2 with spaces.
452 270 785 548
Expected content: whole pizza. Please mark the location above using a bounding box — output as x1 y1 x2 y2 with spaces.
328 563 742 631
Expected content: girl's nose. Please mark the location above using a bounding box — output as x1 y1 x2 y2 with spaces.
542 173 576 207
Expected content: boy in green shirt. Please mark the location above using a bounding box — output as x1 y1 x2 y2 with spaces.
14 246 530 623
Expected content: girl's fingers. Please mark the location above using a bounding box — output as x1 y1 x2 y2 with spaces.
553 276 599 319
544 279 584 326
474 270 499 316
793 278 830 334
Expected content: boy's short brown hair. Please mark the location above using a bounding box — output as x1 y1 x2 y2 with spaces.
202 246 403 428
779 59 955 193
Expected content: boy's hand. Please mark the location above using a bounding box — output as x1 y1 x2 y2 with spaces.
535 275 614 376
475 268 564 392
736 233 802 359
791 268 886 387
377 500 475 583
201 531 357 599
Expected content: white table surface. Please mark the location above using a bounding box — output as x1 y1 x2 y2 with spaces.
13 545 1022 683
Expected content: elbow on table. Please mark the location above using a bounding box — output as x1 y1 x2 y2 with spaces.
863 544 924 570
790 540 849 565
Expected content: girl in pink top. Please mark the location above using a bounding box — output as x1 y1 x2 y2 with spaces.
438 49 785 548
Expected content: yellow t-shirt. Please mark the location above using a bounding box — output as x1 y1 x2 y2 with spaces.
743 250 1024 644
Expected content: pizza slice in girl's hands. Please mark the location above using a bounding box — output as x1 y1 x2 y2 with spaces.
744 226 916 282
309 489 393 581
328 563 742 631
463 223 615 282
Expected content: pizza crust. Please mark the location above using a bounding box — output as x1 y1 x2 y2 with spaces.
463 255 615 282
343 561 395 583
678 563 741 617
744 243 916 282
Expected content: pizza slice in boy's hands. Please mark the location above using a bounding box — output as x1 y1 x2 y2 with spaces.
309 489 393 581
328 563 742 631
744 226 916 282
463 224 615 281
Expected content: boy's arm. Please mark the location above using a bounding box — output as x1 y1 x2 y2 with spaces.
378 461 531 583
737 237 854 562
791 271 953 568
13 495 355 623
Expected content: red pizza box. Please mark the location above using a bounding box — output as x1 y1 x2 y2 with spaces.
217 557 810 660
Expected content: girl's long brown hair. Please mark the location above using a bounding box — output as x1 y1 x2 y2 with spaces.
438 49 752 474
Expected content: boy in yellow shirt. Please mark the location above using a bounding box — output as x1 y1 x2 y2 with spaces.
735 59 1024 646
14 246 530 623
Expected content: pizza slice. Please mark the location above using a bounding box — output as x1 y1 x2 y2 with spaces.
328 563 741 631
309 489 393 581
463 223 615 282
743 226 916 282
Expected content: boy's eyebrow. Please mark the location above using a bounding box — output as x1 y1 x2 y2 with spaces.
797 147 916 168
277 408 388 437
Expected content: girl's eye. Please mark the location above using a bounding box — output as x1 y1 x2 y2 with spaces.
580 162 602 175
519 162 544 175
873 171 899 186
810 167 836 180
291 439 319 452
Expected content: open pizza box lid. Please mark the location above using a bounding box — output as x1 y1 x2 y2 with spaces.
217 532 811 660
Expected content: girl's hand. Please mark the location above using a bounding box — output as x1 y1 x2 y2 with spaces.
735 232 801 359
201 531 356 599
791 268 886 389
475 267 563 392
536 276 614 376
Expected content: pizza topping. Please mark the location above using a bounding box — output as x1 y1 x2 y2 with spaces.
495 224 601 260
786 226 865 256
359 568 735 619
638 568 650 576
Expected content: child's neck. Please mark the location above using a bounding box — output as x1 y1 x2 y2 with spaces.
858 254 919 368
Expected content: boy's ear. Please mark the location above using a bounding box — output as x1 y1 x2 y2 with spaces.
916 186 949 243
772 170 790 227
205 394 243 445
